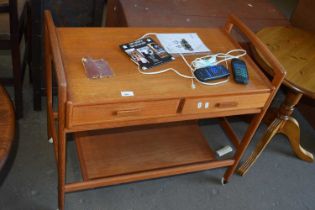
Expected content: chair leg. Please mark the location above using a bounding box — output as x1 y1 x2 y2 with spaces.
26 1 32 83
10 36 23 119
19 2 32 84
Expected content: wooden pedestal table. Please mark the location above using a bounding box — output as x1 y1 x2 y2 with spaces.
0 85 15 171
238 26 315 175
44 11 285 210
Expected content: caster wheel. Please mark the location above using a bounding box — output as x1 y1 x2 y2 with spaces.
48 137 54 144
221 177 228 185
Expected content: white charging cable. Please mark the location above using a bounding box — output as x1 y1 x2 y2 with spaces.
135 33 247 89
138 33 159 40
191 49 247 69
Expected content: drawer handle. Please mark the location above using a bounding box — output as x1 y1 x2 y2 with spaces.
115 108 142 117
215 102 238 108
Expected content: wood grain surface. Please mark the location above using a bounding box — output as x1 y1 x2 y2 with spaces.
0 85 15 170
291 0 315 32
75 122 216 180
57 27 272 105
254 26 315 98
107 0 289 31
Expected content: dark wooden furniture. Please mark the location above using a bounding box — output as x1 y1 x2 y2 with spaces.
293 0 315 129
106 0 289 31
0 0 32 119
29 0 42 112
45 10 285 210
0 85 15 171
238 0 315 175
31 0 107 112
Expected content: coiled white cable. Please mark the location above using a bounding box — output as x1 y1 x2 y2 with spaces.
135 33 247 89
191 49 247 69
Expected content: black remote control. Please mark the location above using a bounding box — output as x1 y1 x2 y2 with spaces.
194 65 230 82
231 58 249 84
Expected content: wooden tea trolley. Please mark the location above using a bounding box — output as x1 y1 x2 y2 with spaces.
44 11 285 210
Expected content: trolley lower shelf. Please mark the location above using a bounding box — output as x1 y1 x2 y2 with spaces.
75 122 234 183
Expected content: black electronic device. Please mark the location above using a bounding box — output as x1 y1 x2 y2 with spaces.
231 58 249 84
193 65 230 82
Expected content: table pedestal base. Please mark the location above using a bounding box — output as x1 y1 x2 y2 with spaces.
238 91 314 176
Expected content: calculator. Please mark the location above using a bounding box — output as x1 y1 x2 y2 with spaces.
193 65 230 82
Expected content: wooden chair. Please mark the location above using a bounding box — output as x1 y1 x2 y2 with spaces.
238 0 315 175
0 0 31 119
0 85 15 183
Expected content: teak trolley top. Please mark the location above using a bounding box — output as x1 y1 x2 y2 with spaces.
44 10 285 210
